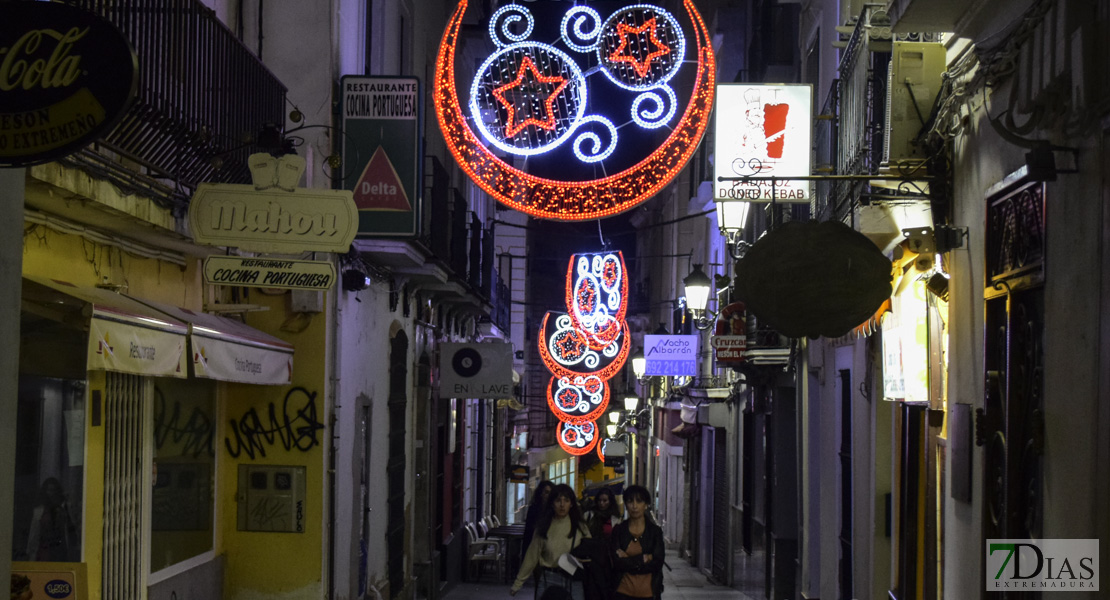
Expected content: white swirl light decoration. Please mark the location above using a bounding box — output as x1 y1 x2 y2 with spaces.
601 339 620 358
469 42 588 156
547 314 600 368
571 116 618 163
553 377 604 415
560 421 596 448
489 4 534 48
560 6 602 53
553 379 591 414
597 4 686 92
631 85 677 129
572 253 624 342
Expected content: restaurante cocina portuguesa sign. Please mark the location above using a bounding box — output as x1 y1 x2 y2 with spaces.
188 153 359 254
0 2 138 167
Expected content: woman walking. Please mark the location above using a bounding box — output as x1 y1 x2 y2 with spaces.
521 480 555 560
583 487 622 540
510 483 591 599
610 485 665 600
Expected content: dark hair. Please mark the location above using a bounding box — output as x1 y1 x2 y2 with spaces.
537 483 583 539
532 480 555 507
592 487 621 520
622 484 651 506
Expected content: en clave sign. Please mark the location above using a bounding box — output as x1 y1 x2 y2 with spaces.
0 2 138 167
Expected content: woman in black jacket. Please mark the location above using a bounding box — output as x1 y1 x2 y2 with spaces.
609 485 665 600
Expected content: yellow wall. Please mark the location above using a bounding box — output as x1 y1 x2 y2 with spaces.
23 227 197 600
23 226 331 600
218 287 329 600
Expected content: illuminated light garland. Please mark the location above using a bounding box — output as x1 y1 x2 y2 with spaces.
539 251 631 456
597 437 607 462
631 85 677 129
493 56 572 137
489 4 534 47
571 116 619 163
566 252 628 349
558 421 600 456
470 43 586 156
560 6 603 53
546 376 611 424
540 314 629 379
434 0 716 221
597 5 685 92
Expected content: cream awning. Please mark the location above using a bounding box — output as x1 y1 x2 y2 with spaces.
129 298 293 385
23 277 189 377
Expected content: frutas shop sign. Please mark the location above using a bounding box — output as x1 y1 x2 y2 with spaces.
0 2 138 167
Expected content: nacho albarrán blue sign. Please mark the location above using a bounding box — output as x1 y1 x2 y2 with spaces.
0 1 138 167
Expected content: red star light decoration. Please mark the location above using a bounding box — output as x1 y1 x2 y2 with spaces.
608 17 671 78
493 56 571 137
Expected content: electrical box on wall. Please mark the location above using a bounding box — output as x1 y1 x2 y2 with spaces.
291 289 324 313
237 465 307 533
883 41 946 168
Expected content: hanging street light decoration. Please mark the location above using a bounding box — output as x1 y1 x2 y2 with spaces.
539 251 630 455
434 0 716 220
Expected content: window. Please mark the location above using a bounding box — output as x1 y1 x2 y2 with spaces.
11 376 85 562
150 378 216 573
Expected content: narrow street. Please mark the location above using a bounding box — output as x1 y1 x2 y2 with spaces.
440 548 767 600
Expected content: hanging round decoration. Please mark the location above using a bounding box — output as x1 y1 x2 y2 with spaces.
434 0 716 220
565 252 628 350
538 313 630 381
546 375 611 424
558 421 600 456
540 250 630 457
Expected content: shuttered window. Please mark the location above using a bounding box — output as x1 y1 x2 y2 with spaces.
103 372 152 600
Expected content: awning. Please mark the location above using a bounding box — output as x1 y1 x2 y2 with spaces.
129 298 294 385
22 276 189 377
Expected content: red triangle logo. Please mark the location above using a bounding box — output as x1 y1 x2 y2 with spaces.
353 146 411 211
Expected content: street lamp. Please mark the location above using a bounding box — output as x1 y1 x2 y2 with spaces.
716 199 753 259
623 395 639 412
683 264 716 330
631 348 646 381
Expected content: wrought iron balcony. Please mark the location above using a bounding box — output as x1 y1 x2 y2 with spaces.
64 0 287 208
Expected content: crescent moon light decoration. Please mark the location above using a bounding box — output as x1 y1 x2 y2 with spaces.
434 1 716 221
539 251 630 455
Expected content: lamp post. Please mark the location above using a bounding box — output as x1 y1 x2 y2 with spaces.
716 198 752 259
683 264 716 331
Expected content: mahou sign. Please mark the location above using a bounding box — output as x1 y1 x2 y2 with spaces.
0 2 138 167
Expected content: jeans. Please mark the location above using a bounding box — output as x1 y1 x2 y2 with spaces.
534 567 585 600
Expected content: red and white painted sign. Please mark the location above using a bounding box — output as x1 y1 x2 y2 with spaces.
353 146 411 211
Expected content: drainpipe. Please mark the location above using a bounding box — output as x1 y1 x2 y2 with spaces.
327 254 343 600
0 169 24 592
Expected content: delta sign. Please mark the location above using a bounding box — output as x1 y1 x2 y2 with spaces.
340 76 421 237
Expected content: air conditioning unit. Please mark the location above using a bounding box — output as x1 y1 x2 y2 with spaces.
882 41 946 172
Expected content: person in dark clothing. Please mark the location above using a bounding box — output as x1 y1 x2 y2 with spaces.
583 487 621 540
610 485 665 600
521 480 555 560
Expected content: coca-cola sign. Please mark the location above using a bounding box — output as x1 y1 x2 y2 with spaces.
0 2 138 167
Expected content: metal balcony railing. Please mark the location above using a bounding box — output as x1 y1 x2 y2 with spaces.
835 6 891 217
420 155 511 329
64 0 287 204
